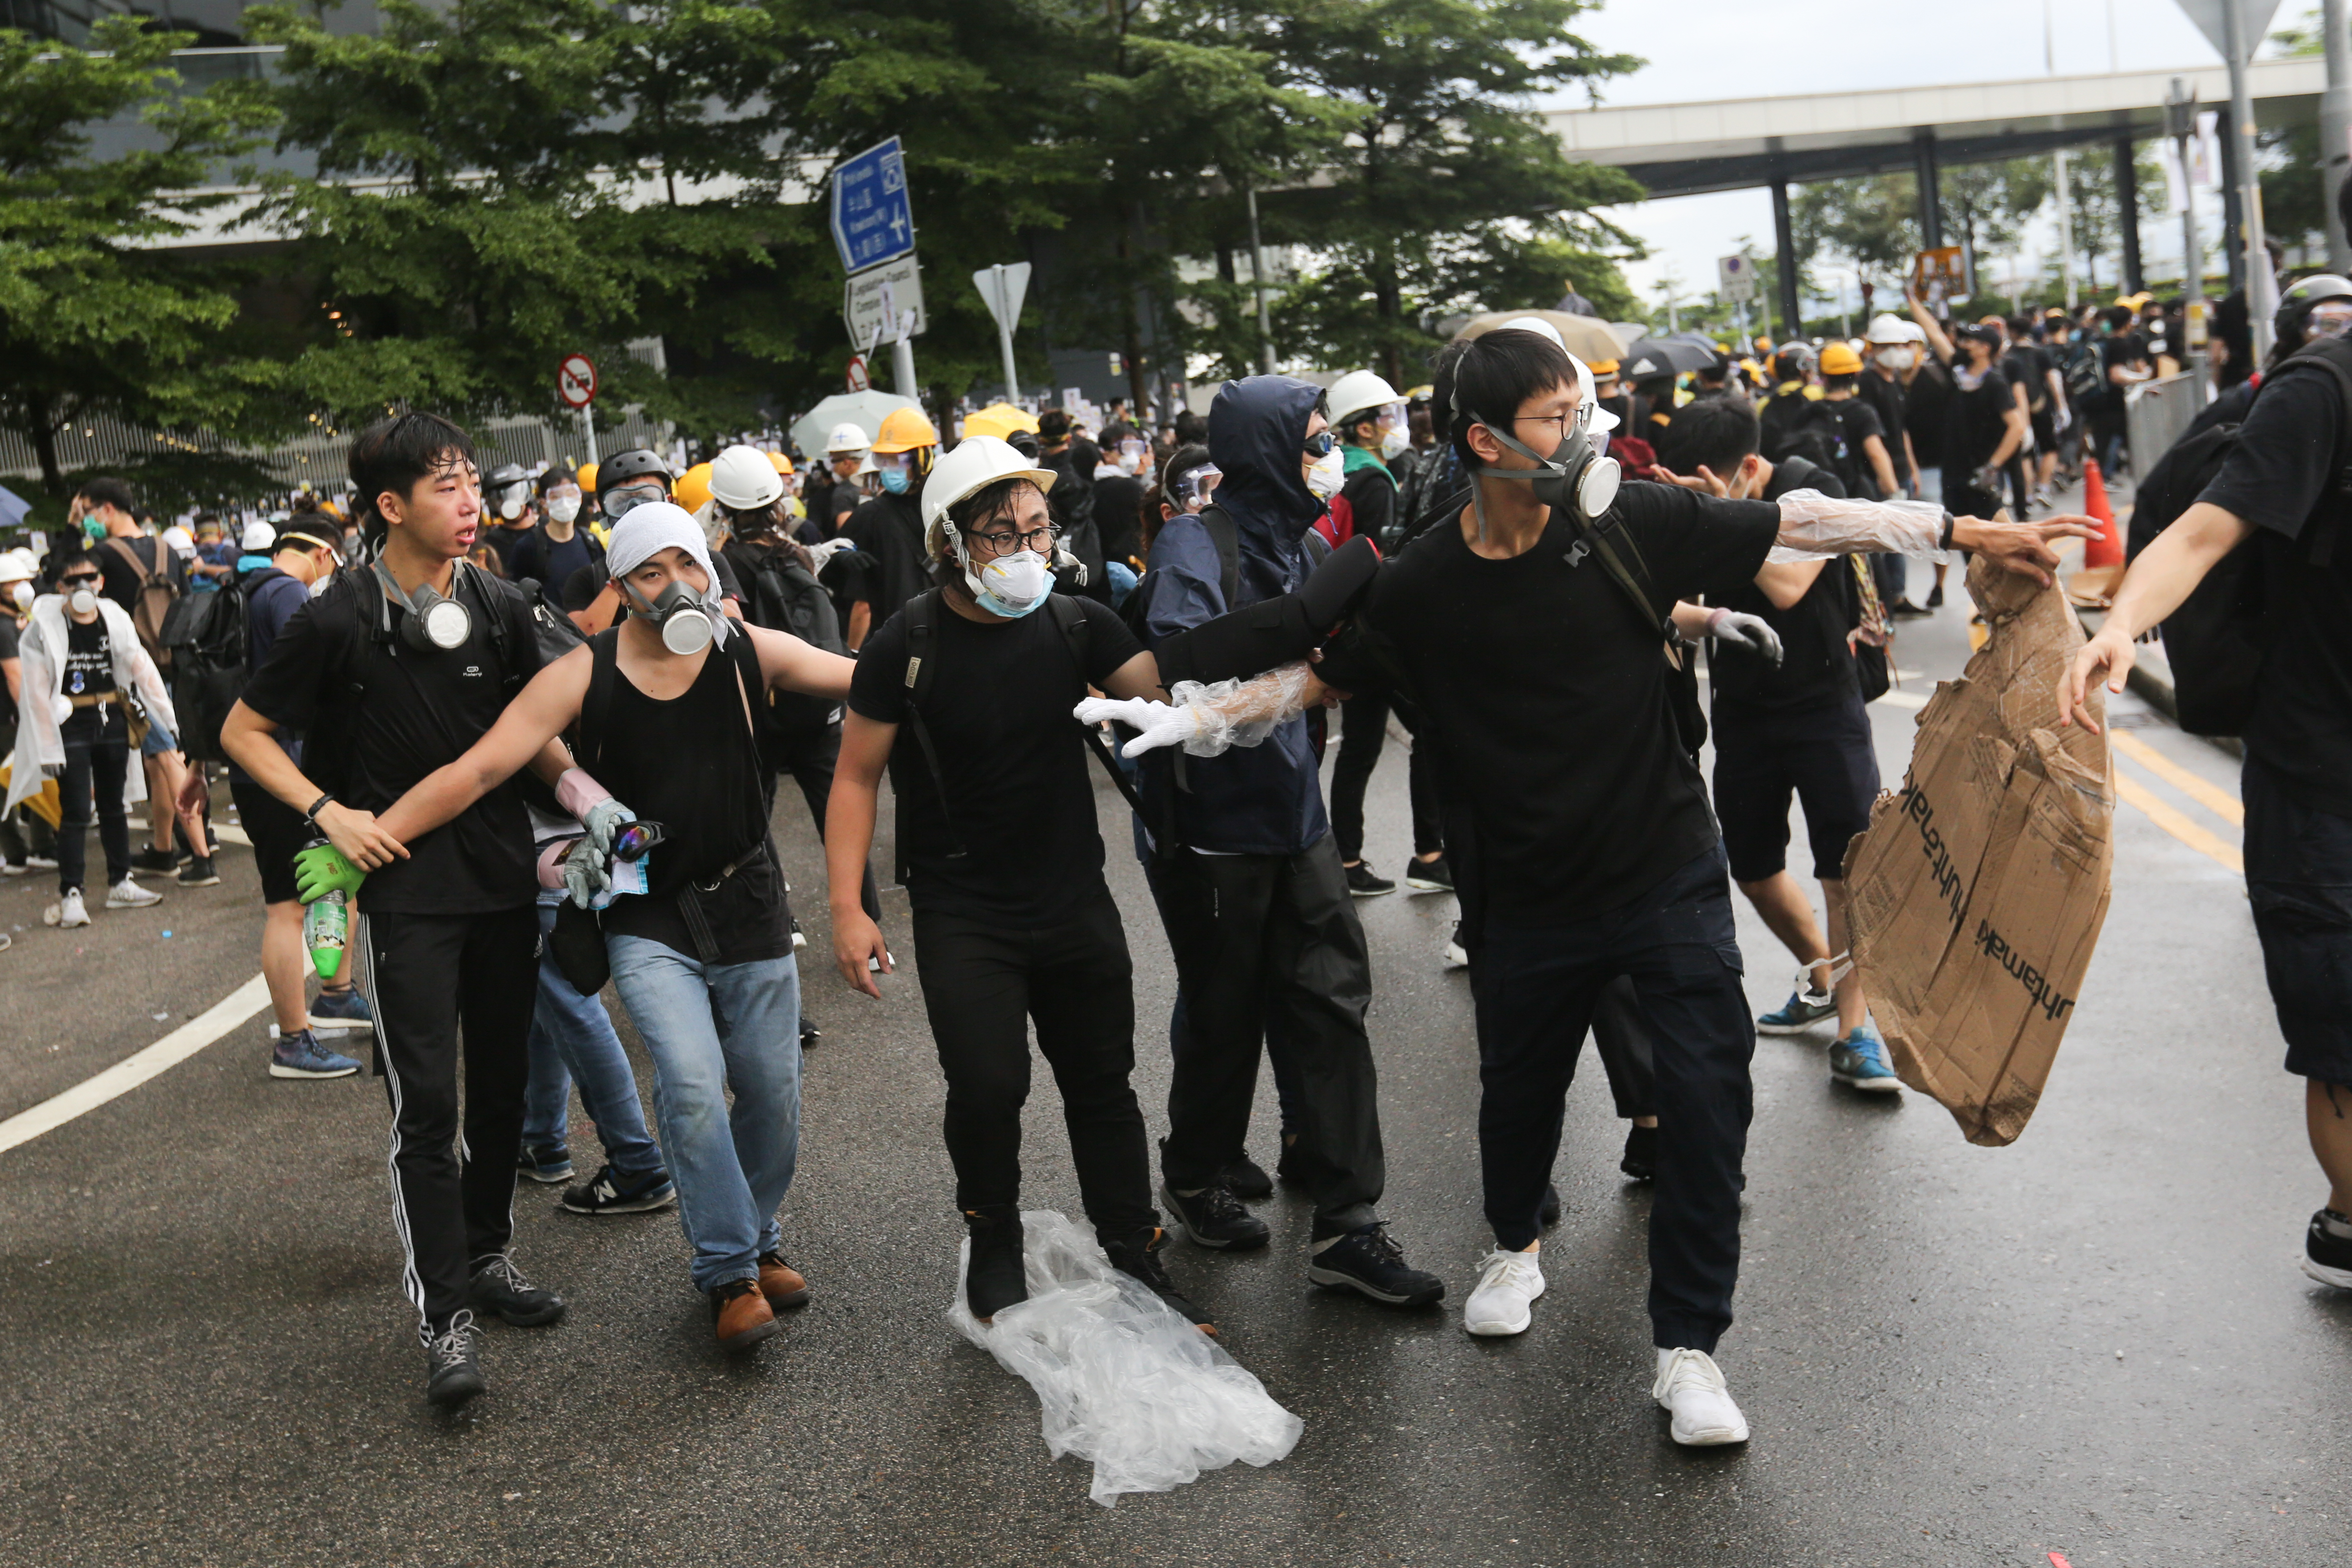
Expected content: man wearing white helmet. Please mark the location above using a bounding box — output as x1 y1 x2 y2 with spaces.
811 421 872 537
376 499 856 1357
823 434 1218 1335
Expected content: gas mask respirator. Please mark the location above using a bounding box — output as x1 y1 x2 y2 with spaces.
14 580 36 610
67 585 99 617
375 561 473 653
628 579 717 654
1462 401 1621 545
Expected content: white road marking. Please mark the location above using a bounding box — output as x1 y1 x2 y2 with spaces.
0 974 270 1156
1873 690 1928 709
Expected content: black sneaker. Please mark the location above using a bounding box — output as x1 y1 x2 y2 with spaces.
466 1253 566 1326
130 846 179 877
962 1205 1028 1322
1307 1222 1444 1307
1220 1154 1274 1201
799 1019 822 1050
424 1311 485 1407
1161 1182 1271 1250
1540 1183 1563 1226
517 1143 573 1184
1404 853 1454 894
1925 583 1945 609
560 1163 678 1215
1343 860 1396 897
1275 1132 1307 1187
2304 1210 2352 1290
177 856 220 888
1104 1226 1216 1334
1620 1122 1658 1182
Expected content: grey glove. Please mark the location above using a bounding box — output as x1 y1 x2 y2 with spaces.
562 844 614 911
580 797 637 865
1705 607 1784 668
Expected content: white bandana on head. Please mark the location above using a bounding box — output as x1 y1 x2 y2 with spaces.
605 501 733 645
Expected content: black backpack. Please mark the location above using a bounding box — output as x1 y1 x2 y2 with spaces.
731 543 847 739
2125 337 2352 736
2063 343 2105 408
160 582 250 762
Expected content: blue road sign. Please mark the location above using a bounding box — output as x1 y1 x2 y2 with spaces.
830 136 916 274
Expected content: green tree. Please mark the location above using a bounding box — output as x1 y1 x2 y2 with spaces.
0 18 280 494
1939 158 2052 288
1792 174 1918 302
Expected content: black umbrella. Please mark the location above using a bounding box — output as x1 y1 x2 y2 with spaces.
1617 338 1723 379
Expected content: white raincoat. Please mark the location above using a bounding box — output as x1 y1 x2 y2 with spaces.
5 595 179 816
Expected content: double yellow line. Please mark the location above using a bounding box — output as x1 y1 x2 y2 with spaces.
2109 731 2243 872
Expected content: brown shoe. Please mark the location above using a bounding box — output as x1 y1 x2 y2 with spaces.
757 1252 809 1310
710 1279 780 1351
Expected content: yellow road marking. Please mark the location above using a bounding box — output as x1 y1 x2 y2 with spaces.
2109 732 2243 824
2112 772 2243 873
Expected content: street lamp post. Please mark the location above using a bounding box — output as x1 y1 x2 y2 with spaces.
2169 78 2213 405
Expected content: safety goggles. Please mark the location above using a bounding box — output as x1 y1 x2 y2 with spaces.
601 482 667 519
2307 303 2352 342
1169 463 1221 508
1302 429 1335 458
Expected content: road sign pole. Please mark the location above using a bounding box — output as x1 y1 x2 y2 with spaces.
580 406 598 468
991 264 1021 403
2222 0 2277 360
893 334 918 400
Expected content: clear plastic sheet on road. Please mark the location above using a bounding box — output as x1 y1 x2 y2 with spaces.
946 1210 1304 1506
1844 555 2114 1146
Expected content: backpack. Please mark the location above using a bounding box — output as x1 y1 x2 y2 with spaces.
107 536 179 668
2124 337 2352 736
160 575 249 762
2063 342 2104 407
732 543 847 739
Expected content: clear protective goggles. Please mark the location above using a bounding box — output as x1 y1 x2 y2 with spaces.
2307 302 2352 342
602 481 668 520
1169 462 1221 508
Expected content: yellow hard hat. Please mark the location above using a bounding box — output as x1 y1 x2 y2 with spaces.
767 451 794 476
870 406 940 454
1819 342 1863 376
578 461 599 494
675 461 715 514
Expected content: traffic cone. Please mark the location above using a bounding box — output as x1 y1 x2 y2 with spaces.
2081 458 2123 568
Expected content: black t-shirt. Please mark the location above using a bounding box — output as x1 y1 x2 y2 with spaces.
844 491 930 624
1093 474 1146 570
92 535 182 616
580 631 790 965
2005 344 2052 414
240 565 544 915
1339 483 1781 922
1942 364 2015 482
2099 334 2148 403
0 613 18 664
1756 389 1815 464
848 592 1143 925
2196 365 2352 816
1903 361 1953 468
1711 459 1858 716
59 616 123 744
1854 370 1911 487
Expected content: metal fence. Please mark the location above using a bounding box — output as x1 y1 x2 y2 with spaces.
2124 372 2207 476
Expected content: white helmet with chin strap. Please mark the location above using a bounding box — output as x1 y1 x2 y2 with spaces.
1326 369 1402 430
707 444 785 511
919 436 1065 617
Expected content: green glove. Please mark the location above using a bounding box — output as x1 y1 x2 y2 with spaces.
293 842 366 904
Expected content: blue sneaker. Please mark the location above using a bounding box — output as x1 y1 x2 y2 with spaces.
518 1143 575 1183
310 987 375 1035
1757 971 1837 1035
1829 1025 1903 1092
270 1029 361 1080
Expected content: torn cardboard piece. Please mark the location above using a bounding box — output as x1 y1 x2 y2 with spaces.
1844 556 2114 1146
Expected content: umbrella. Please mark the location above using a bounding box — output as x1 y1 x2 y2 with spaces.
960 402 1040 442
0 483 29 532
1457 310 1633 365
1617 337 1725 380
788 391 918 467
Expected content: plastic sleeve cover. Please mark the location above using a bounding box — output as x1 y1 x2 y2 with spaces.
1167 662 1316 757
1767 487 1957 564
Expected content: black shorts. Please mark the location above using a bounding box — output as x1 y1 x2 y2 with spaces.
2244 755 2352 1083
230 770 308 906
2030 408 2058 454
1710 692 1881 885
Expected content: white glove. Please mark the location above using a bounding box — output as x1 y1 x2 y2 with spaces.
562 845 614 910
806 536 857 572
1705 607 1784 667
1072 694 1200 758
580 797 637 864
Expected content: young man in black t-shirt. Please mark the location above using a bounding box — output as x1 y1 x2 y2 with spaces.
223 414 573 1407
2063 275 2352 1299
1286 327 2088 1446
826 436 1216 1335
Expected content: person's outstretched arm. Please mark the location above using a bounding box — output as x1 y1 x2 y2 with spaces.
2058 501 2252 732
828 712 896 998
1769 490 2096 587
377 647 592 843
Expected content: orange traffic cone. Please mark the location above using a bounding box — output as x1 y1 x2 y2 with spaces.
2081 458 2123 568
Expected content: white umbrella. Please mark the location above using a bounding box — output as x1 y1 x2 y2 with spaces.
789 391 918 466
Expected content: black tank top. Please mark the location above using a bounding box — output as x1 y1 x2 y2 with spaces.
583 629 790 964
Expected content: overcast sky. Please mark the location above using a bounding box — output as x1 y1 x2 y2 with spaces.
1564 0 2296 315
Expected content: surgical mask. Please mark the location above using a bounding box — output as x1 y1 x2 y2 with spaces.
1307 448 1345 502
1380 428 1409 460
546 495 581 524
10 581 31 610
374 560 472 652
879 466 911 495
962 546 1053 619
630 578 716 654
80 516 104 543
1117 438 1148 476
1464 406 1620 544
67 585 100 616
309 570 334 599
1875 347 1910 370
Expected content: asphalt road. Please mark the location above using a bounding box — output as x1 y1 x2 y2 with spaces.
2 539 2345 1567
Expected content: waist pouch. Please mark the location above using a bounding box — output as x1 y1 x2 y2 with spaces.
675 837 783 964
550 900 609 995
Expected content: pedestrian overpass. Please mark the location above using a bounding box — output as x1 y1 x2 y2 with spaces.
1547 55 2328 330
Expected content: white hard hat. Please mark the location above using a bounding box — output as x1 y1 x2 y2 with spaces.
1898 320 1928 343
1864 313 1911 344
0 547 36 583
241 521 276 552
1326 370 1402 428
852 450 878 477
826 421 870 454
919 435 1057 556
162 524 195 551
707 444 785 511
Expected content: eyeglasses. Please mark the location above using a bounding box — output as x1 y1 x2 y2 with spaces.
1508 410 1581 441
964 523 1057 558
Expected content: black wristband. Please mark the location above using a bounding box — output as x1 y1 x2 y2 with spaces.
1939 512 1957 552
305 792 335 824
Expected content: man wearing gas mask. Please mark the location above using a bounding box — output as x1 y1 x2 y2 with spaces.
1121 327 2094 1447
374 501 856 1358
223 413 580 1407
481 463 539 575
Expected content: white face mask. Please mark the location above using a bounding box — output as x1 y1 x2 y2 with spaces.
965 547 1053 618
1875 347 1911 371
1307 447 1345 502
10 581 30 610
1380 428 1409 460
309 570 333 598
499 496 525 522
68 587 99 617
546 495 581 524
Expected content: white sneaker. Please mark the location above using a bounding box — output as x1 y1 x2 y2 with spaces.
1653 1348 1749 1445
1463 1243 1544 1336
105 876 162 910
1442 920 1468 971
46 888 90 928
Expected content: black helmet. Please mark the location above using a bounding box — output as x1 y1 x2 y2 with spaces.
484 463 532 521
594 448 671 504
2274 273 2352 346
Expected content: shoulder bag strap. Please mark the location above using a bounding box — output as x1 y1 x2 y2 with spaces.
1198 504 1241 608
897 589 968 860
583 629 621 774
1048 594 1151 821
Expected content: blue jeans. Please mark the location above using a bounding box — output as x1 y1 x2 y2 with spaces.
607 934 803 1292
522 902 665 1177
